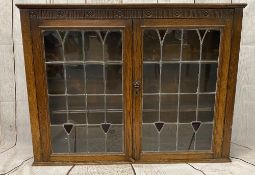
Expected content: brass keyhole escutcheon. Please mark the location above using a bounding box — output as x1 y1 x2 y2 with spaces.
133 81 141 95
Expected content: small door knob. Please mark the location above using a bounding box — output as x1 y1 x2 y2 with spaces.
133 81 141 94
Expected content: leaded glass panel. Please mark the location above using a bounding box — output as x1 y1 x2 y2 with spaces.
44 30 124 154
142 29 220 152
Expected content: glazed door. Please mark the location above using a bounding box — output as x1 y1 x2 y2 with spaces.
133 19 232 161
32 20 133 162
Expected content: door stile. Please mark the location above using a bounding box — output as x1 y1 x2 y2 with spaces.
123 19 133 160
132 19 143 160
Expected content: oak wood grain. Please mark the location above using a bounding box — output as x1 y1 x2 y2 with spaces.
17 4 246 164
222 8 244 158
20 10 42 161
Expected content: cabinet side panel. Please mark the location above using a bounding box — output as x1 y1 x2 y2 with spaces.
211 20 232 158
20 10 42 162
222 8 244 158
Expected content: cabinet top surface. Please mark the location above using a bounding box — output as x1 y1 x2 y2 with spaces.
16 3 247 9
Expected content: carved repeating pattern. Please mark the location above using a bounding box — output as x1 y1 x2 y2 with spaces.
28 8 234 19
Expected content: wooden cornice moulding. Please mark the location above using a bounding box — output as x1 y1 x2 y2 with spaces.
16 4 246 20
25 8 234 19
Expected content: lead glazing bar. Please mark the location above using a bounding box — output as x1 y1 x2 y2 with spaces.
176 29 184 151
194 29 208 150
143 92 216 96
82 31 89 153
59 31 71 153
45 60 123 64
143 60 218 64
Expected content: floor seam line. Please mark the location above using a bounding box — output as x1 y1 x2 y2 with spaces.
66 165 75 175
186 162 206 175
230 156 255 167
0 156 33 175
130 164 137 175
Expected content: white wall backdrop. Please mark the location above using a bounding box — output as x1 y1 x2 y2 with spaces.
0 0 255 156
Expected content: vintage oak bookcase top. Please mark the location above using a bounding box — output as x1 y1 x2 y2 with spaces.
17 3 246 165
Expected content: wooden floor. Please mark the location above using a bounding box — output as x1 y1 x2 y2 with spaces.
0 143 255 175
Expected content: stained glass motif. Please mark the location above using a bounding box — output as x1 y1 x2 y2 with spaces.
142 29 220 152
44 30 123 154
154 122 165 132
64 123 74 134
101 123 111 133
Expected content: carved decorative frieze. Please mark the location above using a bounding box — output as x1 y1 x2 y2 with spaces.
28 8 234 19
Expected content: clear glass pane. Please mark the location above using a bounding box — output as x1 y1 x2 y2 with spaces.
143 30 160 61
68 95 85 110
161 95 178 110
106 125 123 152
66 65 85 94
49 96 66 111
162 30 181 61
105 31 122 61
179 111 196 123
64 31 83 61
160 111 177 123
84 31 103 61
143 64 160 93
178 124 194 151
143 112 158 123
143 95 159 110
161 64 179 93
182 30 200 61
50 113 67 125
69 113 86 124
106 95 122 109
46 64 65 94
195 124 213 150
86 64 104 94
198 111 214 122
160 124 177 151
199 94 215 110
106 64 122 94
87 125 105 152
43 31 63 62
179 94 197 111
107 112 123 124
87 113 104 124
51 126 69 153
202 30 220 60
142 124 158 151
75 126 87 152
200 64 218 92
87 95 104 110
180 64 199 92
